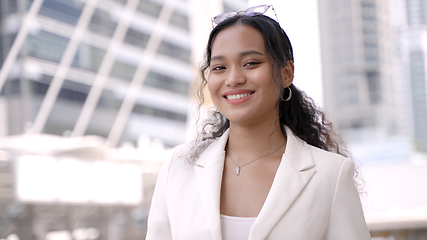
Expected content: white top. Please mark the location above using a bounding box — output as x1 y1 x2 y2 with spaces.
220 214 257 240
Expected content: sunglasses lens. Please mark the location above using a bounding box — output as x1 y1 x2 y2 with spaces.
245 5 269 16
213 12 237 24
211 5 277 27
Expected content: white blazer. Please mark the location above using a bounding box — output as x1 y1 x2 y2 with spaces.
146 127 371 240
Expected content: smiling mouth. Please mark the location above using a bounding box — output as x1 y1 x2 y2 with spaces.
224 92 254 100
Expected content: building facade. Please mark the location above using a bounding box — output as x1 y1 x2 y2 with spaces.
0 1 248 239
318 0 398 142
387 0 427 152
401 0 427 152
0 0 192 147
319 0 427 237
319 0 427 153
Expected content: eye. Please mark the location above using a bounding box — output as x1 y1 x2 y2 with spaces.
211 65 226 71
244 61 261 68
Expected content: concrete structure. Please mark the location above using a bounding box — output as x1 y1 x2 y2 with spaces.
391 0 427 152
0 134 166 240
318 0 398 141
319 0 427 238
0 0 248 239
0 0 193 147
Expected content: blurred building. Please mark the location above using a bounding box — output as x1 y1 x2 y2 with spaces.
0 0 192 147
319 0 427 239
391 0 427 152
318 0 398 142
319 0 427 154
0 133 165 240
0 1 248 240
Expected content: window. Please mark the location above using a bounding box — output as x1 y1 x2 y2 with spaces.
25 31 69 63
38 0 82 25
110 60 137 81
72 44 106 72
109 61 190 95
89 9 118 37
146 71 190 95
366 71 381 104
158 41 191 62
124 28 150 48
29 77 89 103
409 51 427 149
138 0 162 17
0 79 21 95
170 11 189 30
133 104 187 122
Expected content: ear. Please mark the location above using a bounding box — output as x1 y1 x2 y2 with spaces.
281 61 294 88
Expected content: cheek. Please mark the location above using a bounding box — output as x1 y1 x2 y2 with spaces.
207 75 220 98
261 77 282 103
259 73 279 93
207 77 214 96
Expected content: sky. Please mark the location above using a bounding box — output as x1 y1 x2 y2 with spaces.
247 0 323 106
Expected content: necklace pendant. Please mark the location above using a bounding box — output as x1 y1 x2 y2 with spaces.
235 166 241 176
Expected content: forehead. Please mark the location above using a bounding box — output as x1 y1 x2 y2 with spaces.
211 24 266 57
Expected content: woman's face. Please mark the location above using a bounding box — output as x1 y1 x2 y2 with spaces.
207 24 292 126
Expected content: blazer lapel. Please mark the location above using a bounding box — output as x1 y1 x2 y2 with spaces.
193 130 229 240
249 127 317 240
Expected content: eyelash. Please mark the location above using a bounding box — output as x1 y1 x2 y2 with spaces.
212 66 225 71
244 61 261 67
211 61 261 71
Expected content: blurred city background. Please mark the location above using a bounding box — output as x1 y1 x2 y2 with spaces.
0 0 426 239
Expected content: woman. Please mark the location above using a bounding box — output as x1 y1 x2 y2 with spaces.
146 5 370 240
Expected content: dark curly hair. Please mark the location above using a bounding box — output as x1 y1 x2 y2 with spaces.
191 14 349 162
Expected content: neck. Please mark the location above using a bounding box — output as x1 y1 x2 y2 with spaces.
227 117 286 158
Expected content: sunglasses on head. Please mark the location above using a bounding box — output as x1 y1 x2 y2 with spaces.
211 5 278 28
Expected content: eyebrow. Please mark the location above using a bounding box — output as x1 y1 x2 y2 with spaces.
210 50 263 62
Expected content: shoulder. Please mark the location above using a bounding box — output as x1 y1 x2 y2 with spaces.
284 125 350 170
303 144 356 194
295 141 359 202
307 144 349 166
301 141 355 179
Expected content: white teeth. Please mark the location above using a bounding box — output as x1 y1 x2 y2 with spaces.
226 93 251 100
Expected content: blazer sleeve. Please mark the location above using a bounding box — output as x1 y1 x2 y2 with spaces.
325 158 371 240
145 148 175 240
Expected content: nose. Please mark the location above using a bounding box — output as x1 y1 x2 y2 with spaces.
225 67 246 86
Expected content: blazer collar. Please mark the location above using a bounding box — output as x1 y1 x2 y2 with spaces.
249 126 316 239
193 129 229 240
193 127 316 240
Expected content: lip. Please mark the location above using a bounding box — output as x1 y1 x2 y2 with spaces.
223 89 254 105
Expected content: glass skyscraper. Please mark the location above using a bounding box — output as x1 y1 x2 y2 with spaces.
0 1 248 239
318 0 398 142
0 0 192 147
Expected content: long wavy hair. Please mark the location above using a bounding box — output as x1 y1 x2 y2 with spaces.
191 14 349 162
